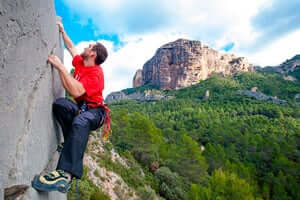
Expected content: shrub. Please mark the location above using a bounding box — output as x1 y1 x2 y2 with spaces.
154 167 186 200
90 191 110 200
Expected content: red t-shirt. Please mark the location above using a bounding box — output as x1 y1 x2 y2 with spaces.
72 55 104 107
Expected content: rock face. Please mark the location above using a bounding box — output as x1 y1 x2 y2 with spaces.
133 69 143 88
0 0 65 199
133 39 253 90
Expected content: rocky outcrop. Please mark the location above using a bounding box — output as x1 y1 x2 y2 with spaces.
105 90 174 103
283 75 297 81
203 90 210 100
0 0 65 199
84 133 138 200
277 55 300 73
133 39 253 90
133 69 143 88
295 94 300 106
257 55 300 76
237 90 287 104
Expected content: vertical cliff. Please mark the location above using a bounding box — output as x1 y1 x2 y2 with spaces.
133 39 254 90
0 0 66 199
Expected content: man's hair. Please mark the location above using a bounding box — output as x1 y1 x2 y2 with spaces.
92 42 108 65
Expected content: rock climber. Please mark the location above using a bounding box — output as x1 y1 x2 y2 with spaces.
32 20 111 193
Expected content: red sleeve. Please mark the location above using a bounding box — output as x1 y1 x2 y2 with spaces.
80 74 101 97
72 55 83 67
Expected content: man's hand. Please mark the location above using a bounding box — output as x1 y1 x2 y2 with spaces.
57 21 64 33
48 54 63 70
57 20 78 58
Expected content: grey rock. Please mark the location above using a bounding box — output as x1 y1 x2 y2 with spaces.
283 75 297 82
295 94 300 99
295 94 300 106
106 90 173 103
237 90 287 104
0 0 66 199
203 90 210 100
105 91 128 103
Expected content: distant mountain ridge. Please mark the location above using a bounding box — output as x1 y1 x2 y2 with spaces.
107 39 300 103
256 55 300 81
133 39 253 90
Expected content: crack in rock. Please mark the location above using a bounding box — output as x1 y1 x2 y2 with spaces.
4 184 29 200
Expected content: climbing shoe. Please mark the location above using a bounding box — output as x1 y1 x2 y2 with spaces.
31 169 71 193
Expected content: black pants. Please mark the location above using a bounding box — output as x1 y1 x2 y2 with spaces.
52 97 105 178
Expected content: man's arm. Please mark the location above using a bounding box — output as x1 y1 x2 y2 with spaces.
48 55 85 98
57 21 78 58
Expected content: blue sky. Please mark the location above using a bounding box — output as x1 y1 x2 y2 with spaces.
54 0 121 45
54 0 300 97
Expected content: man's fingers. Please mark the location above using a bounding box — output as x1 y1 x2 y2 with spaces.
56 21 62 26
48 55 56 63
56 21 64 32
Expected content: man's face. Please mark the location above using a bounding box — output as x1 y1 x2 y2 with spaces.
81 44 95 59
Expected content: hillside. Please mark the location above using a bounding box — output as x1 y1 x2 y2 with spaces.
72 71 300 200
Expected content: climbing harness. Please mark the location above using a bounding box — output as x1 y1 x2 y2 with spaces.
79 101 112 140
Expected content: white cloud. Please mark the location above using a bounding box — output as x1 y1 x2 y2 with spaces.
63 30 300 99
62 0 270 47
63 32 187 99
245 30 300 66
61 0 300 97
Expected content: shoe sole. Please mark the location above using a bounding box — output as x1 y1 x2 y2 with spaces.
31 175 70 193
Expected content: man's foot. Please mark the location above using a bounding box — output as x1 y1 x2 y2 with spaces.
31 169 71 193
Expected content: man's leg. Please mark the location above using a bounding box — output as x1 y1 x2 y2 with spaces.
57 107 105 178
32 107 105 192
32 98 79 193
52 98 79 140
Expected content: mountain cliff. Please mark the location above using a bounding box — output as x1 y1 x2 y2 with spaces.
256 54 300 81
133 39 253 90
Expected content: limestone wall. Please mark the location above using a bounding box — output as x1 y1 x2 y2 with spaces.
0 0 66 199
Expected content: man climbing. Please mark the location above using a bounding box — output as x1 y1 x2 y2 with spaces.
32 21 110 193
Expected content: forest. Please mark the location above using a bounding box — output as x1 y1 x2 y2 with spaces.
109 72 300 200
69 71 299 200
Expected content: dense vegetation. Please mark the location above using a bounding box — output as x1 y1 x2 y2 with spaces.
289 68 300 81
108 72 300 200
